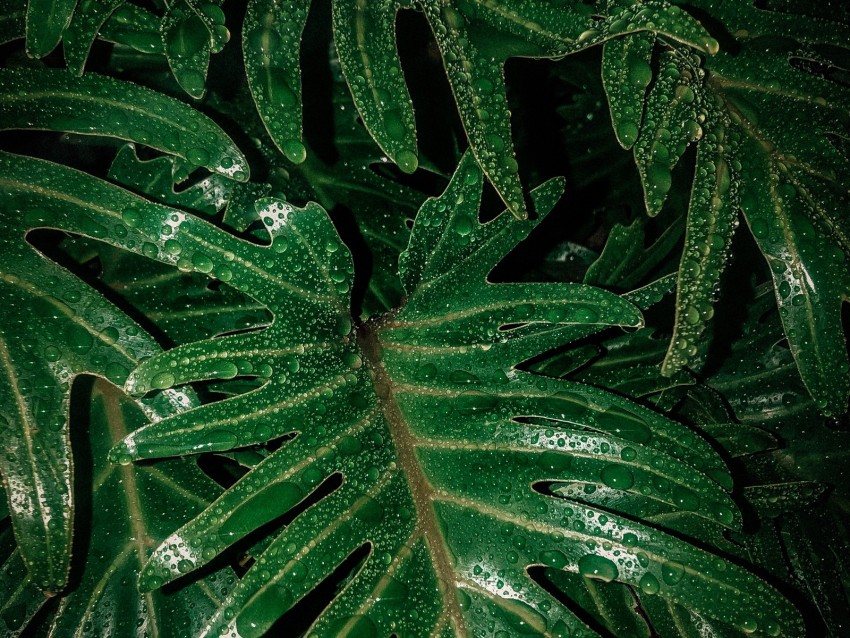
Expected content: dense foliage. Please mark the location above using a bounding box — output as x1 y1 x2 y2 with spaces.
0 0 849 636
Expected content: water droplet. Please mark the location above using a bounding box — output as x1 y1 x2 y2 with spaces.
600 464 635 490
454 215 473 236
639 572 660 594
151 371 176 390
661 560 685 585
282 140 307 164
122 207 142 227
454 391 498 415
187 147 210 166
539 549 568 569
578 554 619 583
395 149 418 174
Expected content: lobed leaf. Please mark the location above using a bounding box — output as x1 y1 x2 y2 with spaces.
0 67 248 181
244 0 719 218
602 2 850 410
78 152 804 637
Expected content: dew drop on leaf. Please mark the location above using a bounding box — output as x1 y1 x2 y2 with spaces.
639 572 660 594
662 559 686 585
151 371 176 390
578 554 619 582
600 464 635 490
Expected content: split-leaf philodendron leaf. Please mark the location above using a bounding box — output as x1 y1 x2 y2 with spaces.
2 1 849 636
0 144 797 637
600 0 850 414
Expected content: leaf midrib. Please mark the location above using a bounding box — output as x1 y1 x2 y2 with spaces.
358 323 466 636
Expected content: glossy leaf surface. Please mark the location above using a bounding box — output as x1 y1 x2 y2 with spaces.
37 152 796 637
0 68 248 181
602 0 850 411
244 0 718 218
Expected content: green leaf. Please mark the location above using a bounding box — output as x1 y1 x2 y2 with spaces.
0 67 248 180
332 0 418 173
25 0 76 57
0 548 46 636
662 108 740 374
605 3 850 412
242 0 311 164
0 151 192 591
584 216 683 290
62 0 122 74
0 0 25 45
162 0 211 100
32 151 794 637
602 32 655 149
47 380 234 637
98 2 163 55
245 0 718 218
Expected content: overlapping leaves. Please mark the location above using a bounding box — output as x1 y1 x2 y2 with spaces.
243 0 719 217
0 66 247 591
0 148 783 637
601 0 850 413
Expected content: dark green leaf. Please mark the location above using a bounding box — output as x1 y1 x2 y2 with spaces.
0 68 248 180
0 0 25 45
62 0 123 74
25 0 76 57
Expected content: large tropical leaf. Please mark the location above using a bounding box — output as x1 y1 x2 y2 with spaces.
601 0 850 413
0 149 781 636
243 0 719 217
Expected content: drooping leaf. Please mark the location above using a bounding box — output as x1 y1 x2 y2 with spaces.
98 2 163 55
162 0 211 100
0 67 248 181
62 0 123 74
242 0 311 164
602 31 655 149
245 0 719 217
0 0 25 45
602 1 850 412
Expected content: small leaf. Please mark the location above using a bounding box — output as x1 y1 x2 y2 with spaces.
98 2 163 54
0 549 46 636
333 0 418 173
243 0 311 163
0 0 25 45
602 32 655 149
662 112 740 374
632 49 703 217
